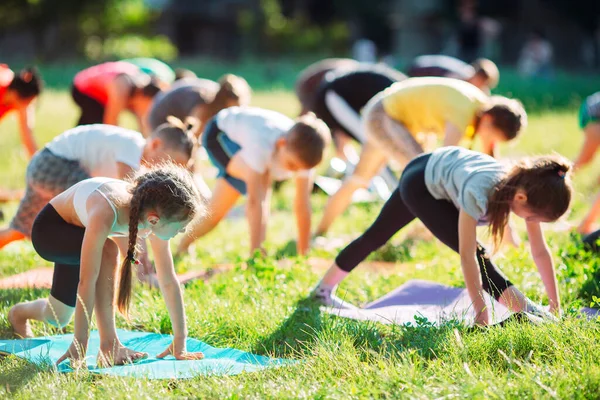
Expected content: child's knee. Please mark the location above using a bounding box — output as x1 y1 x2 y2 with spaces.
45 296 75 328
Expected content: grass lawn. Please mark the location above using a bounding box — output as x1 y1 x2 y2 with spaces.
0 73 599 398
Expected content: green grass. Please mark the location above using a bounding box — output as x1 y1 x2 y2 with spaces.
1 81 600 398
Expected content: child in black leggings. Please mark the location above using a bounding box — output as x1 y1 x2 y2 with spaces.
313 147 573 325
9 165 205 366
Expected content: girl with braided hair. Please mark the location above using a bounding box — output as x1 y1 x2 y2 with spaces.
313 147 573 326
8 164 205 366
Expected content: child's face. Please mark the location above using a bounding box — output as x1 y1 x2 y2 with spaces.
139 214 191 241
510 190 553 223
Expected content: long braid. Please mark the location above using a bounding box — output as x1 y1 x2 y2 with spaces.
117 187 144 316
115 163 206 317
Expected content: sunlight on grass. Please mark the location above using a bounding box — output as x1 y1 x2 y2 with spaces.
1 85 599 398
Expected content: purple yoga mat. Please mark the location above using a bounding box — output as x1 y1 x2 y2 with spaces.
325 280 600 326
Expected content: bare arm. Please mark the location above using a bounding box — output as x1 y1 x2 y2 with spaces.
17 103 38 157
527 221 560 313
573 126 600 171
73 201 114 347
458 210 488 325
443 122 463 147
294 173 313 255
149 236 187 338
104 77 130 126
245 169 269 254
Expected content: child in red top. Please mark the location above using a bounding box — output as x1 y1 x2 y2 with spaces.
0 65 43 158
71 62 161 135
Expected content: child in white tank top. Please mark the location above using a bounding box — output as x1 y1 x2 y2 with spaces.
8 165 206 367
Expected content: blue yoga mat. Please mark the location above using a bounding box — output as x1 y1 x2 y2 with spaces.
0 329 293 379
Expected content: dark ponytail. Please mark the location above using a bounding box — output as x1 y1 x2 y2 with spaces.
152 116 198 158
9 66 43 99
129 75 162 99
486 154 572 249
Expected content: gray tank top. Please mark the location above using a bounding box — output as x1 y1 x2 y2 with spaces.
425 146 506 224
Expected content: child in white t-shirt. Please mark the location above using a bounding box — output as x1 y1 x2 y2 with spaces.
176 106 331 256
0 121 195 251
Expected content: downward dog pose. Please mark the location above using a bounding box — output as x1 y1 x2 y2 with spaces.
295 58 360 115
71 61 161 133
313 147 572 325
315 77 527 236
148 74 251 138
0 122 194 256
8 165 205 366
573 92 600 237
407 55 499 93
0 65 43 157
176 107 330 257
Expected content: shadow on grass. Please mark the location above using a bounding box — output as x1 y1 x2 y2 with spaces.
273 240 297 259
251 297 323 358
0 356 49 395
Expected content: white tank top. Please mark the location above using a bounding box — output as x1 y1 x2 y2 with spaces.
72 177 126 233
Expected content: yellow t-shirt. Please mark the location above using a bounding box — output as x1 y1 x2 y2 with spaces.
381 77 488 142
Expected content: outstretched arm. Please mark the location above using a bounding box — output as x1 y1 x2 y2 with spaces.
17 103 38 158
294 172 313 255
526 221 560 314
104 77 129 126
458 210 489 325
573 124 600 171
150 235 203 360
57 200 113 364
246 169 269 254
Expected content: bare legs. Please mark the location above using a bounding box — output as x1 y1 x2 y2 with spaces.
9 240 147 365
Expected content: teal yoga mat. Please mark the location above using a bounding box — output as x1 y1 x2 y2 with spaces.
0 329 293 379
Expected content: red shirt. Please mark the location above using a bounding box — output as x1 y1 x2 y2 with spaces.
73 62 140 105
0 64 16 119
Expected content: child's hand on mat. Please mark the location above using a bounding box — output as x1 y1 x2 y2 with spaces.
56 340 88 368
97 345 148 367
157 340 204 360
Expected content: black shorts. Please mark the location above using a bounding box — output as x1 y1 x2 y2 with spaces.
312 85 361 143
71 85 105 126
31 204 86 307
201 119 246 195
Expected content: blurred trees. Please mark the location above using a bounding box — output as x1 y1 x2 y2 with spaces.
0 0 174 61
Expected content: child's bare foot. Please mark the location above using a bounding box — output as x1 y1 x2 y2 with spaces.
97 345 148 367
8 305 33 338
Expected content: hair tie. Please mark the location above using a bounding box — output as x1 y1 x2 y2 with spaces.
557 170 566 179
131 257 140 265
